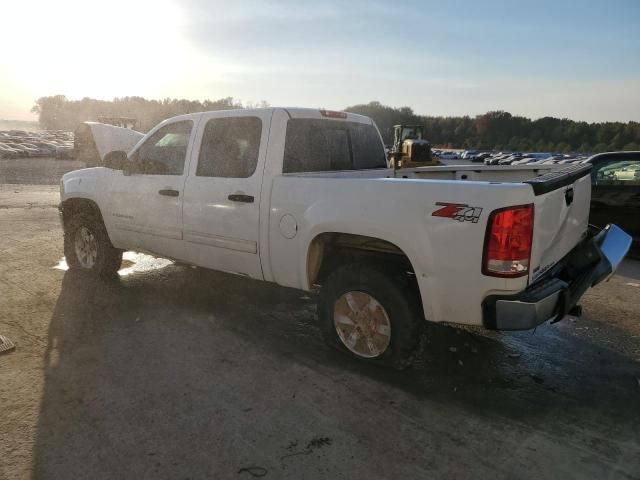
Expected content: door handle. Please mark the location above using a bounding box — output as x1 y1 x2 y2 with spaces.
158 189 179 197
228 194 254 203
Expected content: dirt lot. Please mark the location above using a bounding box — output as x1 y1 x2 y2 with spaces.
0 158 85 185
1 167 639 479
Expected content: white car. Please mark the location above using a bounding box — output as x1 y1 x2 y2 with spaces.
55 145 74 159
437 151 460 160
59 108 631 367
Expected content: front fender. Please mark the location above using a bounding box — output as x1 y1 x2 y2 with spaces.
60 167 105 205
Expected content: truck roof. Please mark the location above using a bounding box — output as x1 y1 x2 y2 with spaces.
162 108 373 125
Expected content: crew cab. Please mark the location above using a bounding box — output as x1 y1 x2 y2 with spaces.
59 108 632 367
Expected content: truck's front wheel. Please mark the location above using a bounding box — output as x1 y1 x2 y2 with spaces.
64 212 122 277
318 263 421 368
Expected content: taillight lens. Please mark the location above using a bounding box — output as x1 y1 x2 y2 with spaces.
319 109 348 119
482 204 534 278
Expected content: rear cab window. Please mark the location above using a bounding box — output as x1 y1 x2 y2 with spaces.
283 119 386 173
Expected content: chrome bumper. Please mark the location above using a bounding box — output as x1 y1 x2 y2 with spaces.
483 224 632 331
593 224 631 281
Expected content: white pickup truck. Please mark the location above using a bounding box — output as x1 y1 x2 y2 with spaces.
60 108 632 366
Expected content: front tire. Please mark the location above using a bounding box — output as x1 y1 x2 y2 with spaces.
318 262 422 368
64 211 122 277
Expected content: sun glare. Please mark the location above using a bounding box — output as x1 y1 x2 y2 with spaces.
0 0 187 104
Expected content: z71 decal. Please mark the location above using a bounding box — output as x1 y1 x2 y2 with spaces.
432 202 483 223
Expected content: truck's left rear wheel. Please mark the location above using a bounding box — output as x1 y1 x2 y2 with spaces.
318 262 421 368
333 291 392 358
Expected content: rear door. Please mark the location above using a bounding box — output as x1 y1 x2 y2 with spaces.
527 164 593 282
181 110 272 279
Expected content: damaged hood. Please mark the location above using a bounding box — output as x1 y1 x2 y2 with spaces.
81 122 144 160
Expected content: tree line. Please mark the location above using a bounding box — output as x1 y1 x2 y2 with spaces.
30 95 266 133
32 96 640 153
346 101 640 153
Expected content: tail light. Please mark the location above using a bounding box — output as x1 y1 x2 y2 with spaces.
482 204 534 278
320 109 347 119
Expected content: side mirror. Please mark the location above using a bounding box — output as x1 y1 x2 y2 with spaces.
103 150 128 170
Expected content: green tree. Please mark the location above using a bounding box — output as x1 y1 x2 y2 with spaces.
593 143 609 153
31 97 640 152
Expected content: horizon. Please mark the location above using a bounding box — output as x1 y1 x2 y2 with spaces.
1 0 639 123
8 98 640 127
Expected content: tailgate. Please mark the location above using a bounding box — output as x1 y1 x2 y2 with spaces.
526 164 593 283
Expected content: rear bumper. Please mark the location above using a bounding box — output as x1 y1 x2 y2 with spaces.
482 224 632 330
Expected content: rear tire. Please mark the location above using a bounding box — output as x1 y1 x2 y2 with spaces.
318 262 422 368
64 211 122 277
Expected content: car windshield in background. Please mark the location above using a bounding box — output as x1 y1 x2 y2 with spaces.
593 160 640 185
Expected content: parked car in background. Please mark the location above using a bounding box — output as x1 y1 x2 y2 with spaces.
587 151 640 254
0 144 20 158
0 129 74 158
511 157 536 165
16 144 40 156
485 154 507 165
437 151 460 160
498 153 522 165
30 142 57 156
474 152 492 162
557 156 581 164
3 143 29 156
56 144 74 159
523 152 552 162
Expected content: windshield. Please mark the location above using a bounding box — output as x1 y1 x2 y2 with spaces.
401 126 423 141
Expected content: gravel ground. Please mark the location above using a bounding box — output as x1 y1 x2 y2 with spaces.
0 158 85 185
0 172 639 479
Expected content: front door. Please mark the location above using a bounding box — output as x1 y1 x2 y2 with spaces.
181 110 272 279
103 119 195 259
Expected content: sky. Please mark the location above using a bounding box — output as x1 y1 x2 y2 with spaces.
0 0 639 122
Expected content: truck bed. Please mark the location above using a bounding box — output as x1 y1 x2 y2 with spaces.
400 163 578 183
284 162 587 186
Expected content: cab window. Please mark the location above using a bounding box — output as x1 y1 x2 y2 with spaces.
132 121 193 175
283 119 386 173
196 117 262 178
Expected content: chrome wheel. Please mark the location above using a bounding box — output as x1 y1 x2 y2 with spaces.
74 226 97 269
333 291 391 358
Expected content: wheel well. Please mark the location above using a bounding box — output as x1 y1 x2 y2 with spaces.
60 198 103 228
307 232 415 287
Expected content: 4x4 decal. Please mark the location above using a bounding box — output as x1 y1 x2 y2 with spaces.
432 202 483 223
